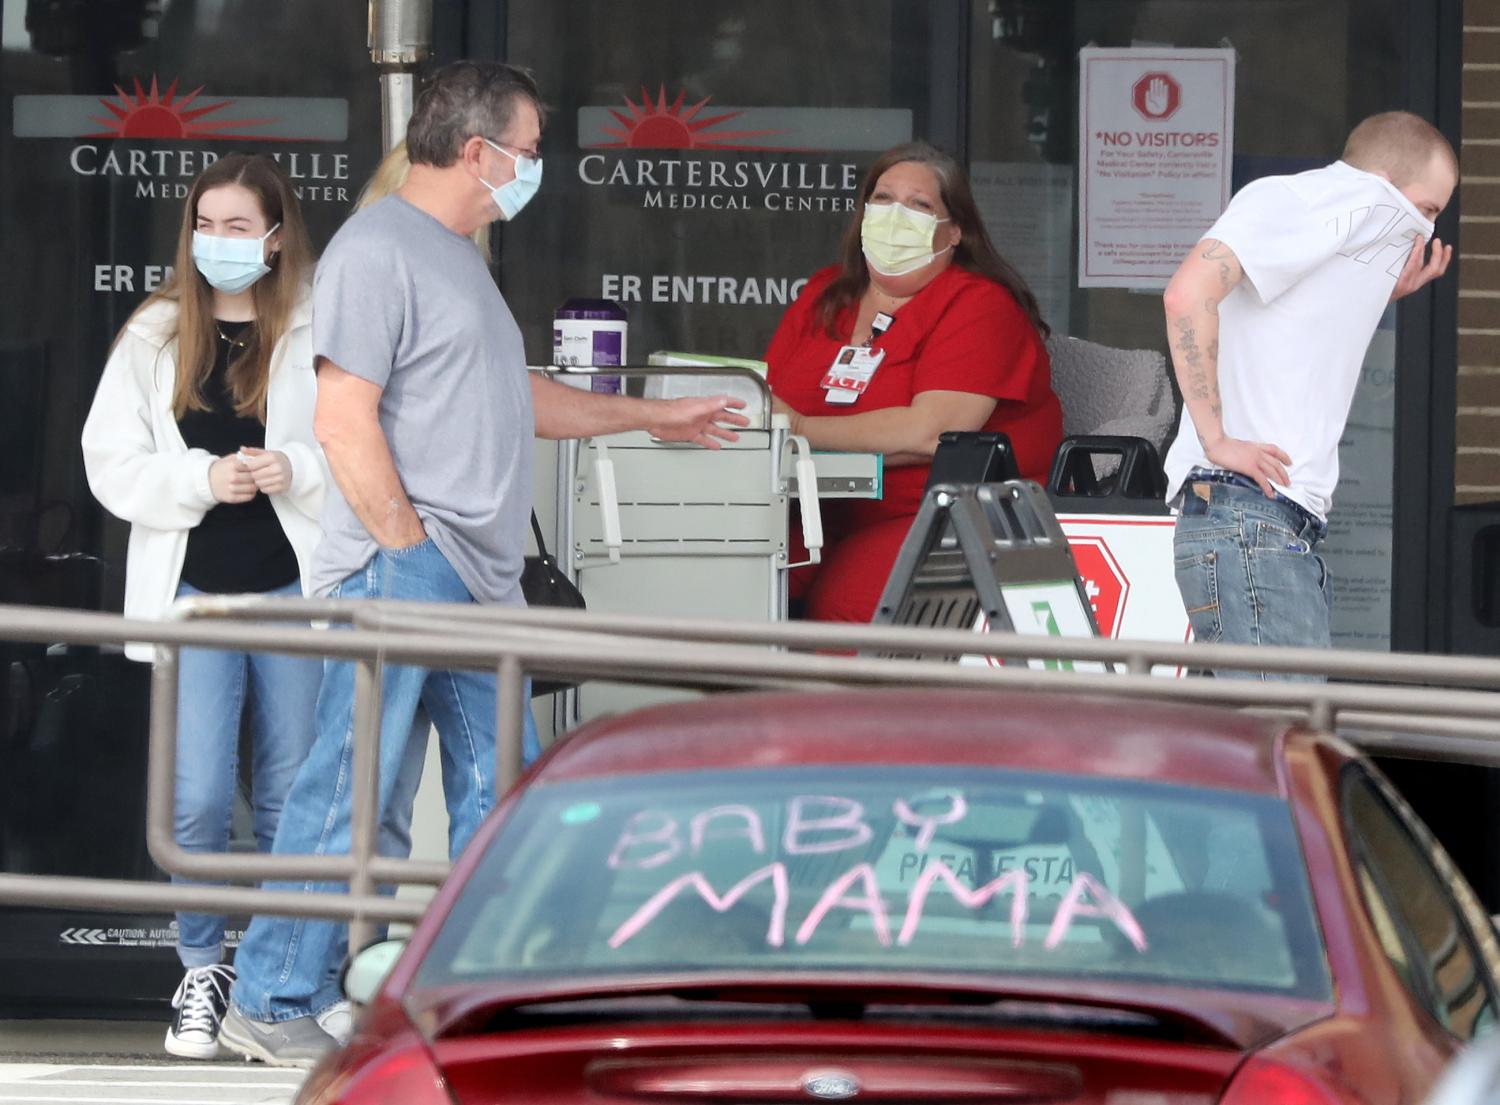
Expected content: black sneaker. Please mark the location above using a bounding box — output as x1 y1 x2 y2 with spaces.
164 963 236 1059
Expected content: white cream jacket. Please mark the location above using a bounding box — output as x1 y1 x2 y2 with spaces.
81 293 327 660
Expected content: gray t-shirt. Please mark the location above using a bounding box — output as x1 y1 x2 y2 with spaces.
310 195 533 605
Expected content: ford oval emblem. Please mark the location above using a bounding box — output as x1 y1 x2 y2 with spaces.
801 1071 860 1100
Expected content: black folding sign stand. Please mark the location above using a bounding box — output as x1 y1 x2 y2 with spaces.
872 480 1101 662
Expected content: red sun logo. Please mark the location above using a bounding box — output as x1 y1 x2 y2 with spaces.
89 76 279 141
599 86 790 150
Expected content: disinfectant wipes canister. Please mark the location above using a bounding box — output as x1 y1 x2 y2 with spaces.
553 298 627 393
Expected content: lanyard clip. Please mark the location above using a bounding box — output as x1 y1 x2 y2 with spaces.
865 311 895 348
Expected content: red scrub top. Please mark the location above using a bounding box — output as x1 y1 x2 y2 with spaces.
765 264 1063 622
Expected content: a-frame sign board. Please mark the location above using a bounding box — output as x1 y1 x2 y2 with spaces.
872 480 1101 660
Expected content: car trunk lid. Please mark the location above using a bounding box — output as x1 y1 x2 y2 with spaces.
431 1021 1243 1104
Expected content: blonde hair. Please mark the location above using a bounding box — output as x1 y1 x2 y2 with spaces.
1343 112 1458 188
356 140 491 261
129 153 314 422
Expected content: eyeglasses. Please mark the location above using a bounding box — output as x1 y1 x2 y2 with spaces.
484 137 541 162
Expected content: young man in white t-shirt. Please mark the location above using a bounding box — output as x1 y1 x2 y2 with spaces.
1161 111 1457 679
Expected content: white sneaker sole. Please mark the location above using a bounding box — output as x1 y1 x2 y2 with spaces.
163 1029 219 1060
218 1016 322 1070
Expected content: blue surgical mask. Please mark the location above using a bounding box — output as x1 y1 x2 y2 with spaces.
481 138 543 220
192 223 280 294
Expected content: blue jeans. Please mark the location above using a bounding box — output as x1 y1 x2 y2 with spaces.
172 582 426 969
230 540 539 1021
172 581 320 968
1173 476 1332 682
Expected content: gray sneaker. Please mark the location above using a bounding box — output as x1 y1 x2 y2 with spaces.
218 1006 337 1069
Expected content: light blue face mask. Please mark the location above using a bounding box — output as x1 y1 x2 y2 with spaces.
481 138 543 220
192 223 280 294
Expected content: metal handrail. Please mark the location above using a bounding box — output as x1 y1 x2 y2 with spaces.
2 597 1500 954
152 592 1500 686
533 364 775 431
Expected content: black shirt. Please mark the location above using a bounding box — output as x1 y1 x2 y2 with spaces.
176 320 300 594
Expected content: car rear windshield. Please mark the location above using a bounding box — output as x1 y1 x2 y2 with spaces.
414 767 1332 1001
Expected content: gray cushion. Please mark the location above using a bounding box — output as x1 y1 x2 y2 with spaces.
1046 335 1178 451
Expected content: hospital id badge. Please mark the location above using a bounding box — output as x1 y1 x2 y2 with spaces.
820 345 885 404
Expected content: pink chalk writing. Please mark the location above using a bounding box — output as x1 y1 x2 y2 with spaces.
898 861 1028 948
606 862 1149 955
1044 872 1148 952
601 795 1150 956
796 863 890 947
608 864 789 948
783 795 873 855
689 805 766 856
607 810 681 870
893 793 969 852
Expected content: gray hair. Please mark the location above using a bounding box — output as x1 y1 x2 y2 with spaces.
405 60 545 168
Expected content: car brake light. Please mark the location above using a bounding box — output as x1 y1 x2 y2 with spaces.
1219 1055 1346 1105
298 1041 452 1105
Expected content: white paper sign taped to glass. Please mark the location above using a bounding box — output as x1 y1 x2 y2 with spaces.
1078 47 1236 289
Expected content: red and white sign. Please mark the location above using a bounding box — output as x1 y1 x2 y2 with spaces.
1067 537 1129 637
1078 47 1235 289
1058 514 1192 677
956 515 1187 677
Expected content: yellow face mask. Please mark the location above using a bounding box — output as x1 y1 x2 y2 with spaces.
860 200 952 276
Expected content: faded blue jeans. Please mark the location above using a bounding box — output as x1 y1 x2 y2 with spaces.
173 580 321 969
229 539 539 1022
1172 473 1331 682
172 582 426 970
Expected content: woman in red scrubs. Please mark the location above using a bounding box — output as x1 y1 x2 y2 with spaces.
767 142 1062 622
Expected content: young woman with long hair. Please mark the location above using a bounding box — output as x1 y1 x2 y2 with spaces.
81 153 328 1059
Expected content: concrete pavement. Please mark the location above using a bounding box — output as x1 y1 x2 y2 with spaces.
0 1023 305 1105
0 1064 303 1105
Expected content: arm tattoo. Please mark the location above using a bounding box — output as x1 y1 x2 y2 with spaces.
1200 240 1238 292
1173 317 1215 403
1170 245 1229 443
1206 339 1221 420
1173 314 1221 446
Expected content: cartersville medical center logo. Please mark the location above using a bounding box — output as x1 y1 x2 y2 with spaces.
576 85 911 214
577 85 910 308
12 75 352 203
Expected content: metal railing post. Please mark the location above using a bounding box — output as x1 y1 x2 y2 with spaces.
348 656 384 957
496 655 525 797
145 642 182 874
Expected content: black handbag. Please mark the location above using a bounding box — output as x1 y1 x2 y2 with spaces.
520 511 585 697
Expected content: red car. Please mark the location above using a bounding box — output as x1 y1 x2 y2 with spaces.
299 689 1500 1104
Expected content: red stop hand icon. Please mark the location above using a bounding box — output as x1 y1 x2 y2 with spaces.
1132 72 1181 121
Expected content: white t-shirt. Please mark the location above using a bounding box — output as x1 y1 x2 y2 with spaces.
1162 161 1434 519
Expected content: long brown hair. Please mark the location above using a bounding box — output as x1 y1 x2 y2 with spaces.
814 142 1049 339
134 153 313 421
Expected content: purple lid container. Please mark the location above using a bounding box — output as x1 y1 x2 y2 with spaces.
555 297 628 321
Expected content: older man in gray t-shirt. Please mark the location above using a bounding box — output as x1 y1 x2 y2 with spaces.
311 192 533 607
222 61 746 1067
